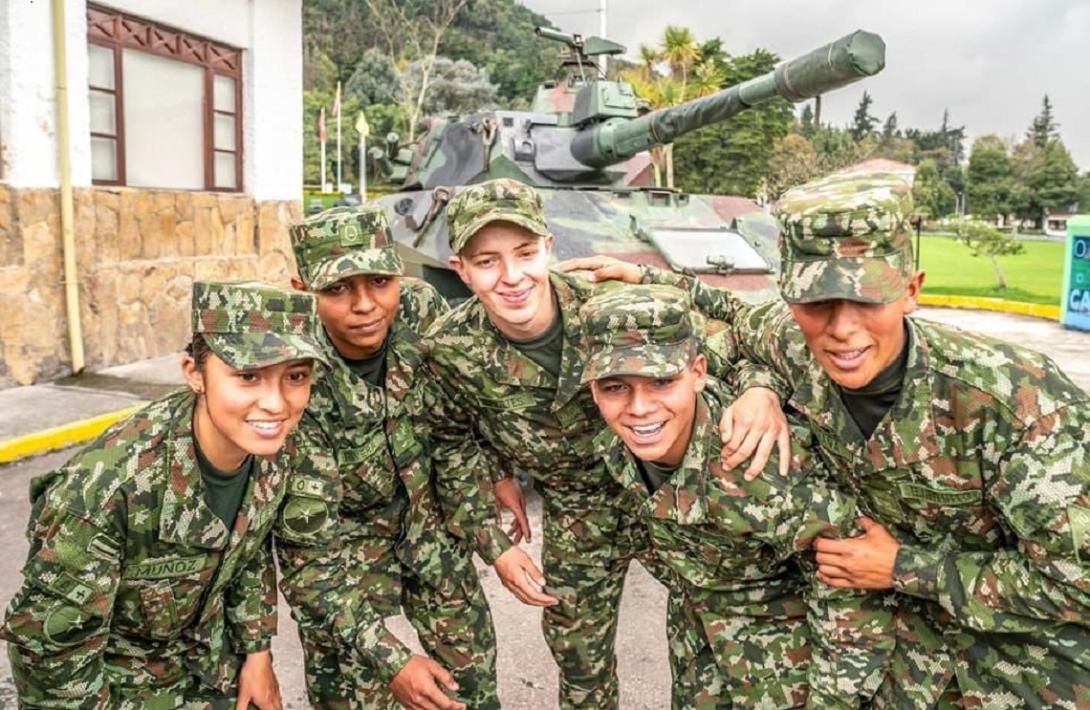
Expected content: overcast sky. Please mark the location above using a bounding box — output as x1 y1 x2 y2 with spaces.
517 0 1090 171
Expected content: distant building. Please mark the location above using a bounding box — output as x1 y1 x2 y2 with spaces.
1046 212 1075 238
835 158 917 186
0 1 302 387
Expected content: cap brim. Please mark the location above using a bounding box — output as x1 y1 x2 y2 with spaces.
779 253 910 305
453 212 550 254
305 248 404 290
204 332 330 370
581 341 693 384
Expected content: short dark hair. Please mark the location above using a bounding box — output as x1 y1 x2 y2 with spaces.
185 333 213 371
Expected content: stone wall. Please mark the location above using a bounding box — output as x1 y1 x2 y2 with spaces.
0 184 300 387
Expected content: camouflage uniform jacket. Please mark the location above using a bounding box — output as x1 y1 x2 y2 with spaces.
2 390 295 708
275 277 454 682
425 271 779 566
597 383 891 707
713 302 1090 707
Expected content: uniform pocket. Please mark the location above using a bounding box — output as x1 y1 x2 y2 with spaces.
116 554 215 640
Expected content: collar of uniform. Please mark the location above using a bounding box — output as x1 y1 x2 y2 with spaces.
602 390 713 526
479 272 584 395
788 317 938 467
158 390 232 550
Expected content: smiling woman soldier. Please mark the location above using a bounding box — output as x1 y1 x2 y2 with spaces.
2 281 329 709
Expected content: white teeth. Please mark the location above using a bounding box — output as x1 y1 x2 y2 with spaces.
249 421 280 431
630 422 665 436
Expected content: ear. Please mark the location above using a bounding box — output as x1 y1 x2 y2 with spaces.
290 276 308 291
903 271 926 315
588 380 602 407
180 355 205 395
543 234 555 254
448 255 471 286
691 353 708 393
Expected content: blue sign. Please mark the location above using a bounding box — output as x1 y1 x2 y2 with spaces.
1062 217 1090 332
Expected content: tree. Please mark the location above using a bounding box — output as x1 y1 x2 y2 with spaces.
950 218 1025 289
912 159 956 218
1011 136 1079 227
345 49 400 108
660 26 700 98
672 48 793 198
882 112 898 139
1027 94 1059 149
364 0 469 142
400 56 498 117
851 91 877 140
966 135 1013 221
1078 172 1090 212
799 104 815 137
767 134 818 198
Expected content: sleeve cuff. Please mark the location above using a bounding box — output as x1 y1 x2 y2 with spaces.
893 544 943 601
234 636 273 654
732 365 790 401
640 264 685 288
359 630 415 685
476 523 514 566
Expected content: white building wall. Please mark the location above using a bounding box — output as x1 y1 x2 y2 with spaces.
0 0 302 199
0 0 92 187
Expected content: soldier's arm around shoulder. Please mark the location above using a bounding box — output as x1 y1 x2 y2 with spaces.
2 461 127 709
894 399 1090 631
400 277 451 334
272 417 414 681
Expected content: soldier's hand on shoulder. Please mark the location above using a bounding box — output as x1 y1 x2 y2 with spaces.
720 386 791 480
553 256 642 285
389 655 467 710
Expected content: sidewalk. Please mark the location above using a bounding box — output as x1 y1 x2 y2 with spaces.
0 354 185 463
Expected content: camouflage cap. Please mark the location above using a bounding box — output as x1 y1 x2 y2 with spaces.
446 178 551 254
579 284 697 384
776 171 914 304
192 281 328 370
290 205 403 290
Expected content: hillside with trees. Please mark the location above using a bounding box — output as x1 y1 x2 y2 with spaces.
301 0 1089 223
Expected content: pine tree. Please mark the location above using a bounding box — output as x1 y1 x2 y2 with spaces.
851 90 877 140
882 111 898 139
799 104 815 137
1027 95 1059 149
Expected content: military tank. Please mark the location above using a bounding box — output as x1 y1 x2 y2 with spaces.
369 28 886 302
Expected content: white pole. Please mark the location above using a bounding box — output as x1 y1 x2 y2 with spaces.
598 0 607 75
359 134 367 202
320 139 327 190
336 110 342 190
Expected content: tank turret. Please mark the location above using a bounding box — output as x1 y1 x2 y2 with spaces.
368 28 888 303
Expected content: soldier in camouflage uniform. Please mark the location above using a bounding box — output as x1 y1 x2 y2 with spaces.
425 178 790 708
580 284 892 709
278 205 498 709
2 281 329 709
684 171 1090 707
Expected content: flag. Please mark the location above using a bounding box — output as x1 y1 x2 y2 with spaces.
332 82 341 118
317 106 327 142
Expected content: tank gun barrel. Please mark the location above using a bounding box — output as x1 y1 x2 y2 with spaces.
571 30 885 168
536 26 579 47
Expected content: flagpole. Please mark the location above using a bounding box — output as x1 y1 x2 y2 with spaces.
319 107 327 190
335 81 342 190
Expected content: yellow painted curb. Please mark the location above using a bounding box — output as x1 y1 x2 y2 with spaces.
0 405 142 464
919 294 1061 321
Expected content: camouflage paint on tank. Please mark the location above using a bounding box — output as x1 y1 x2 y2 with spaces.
366 28 886 305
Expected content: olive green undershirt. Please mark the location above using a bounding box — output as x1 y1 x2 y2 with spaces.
194 434 254 528
837 323 910 440
342 336 389 387
506 293 564 378
637 459 677 494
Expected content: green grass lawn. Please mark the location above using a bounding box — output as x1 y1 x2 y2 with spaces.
917 234 1065 305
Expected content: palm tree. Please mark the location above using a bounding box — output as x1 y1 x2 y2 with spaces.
637 43 659 82
660 26 700 100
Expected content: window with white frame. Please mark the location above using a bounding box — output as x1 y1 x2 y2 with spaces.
87 5 242 191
